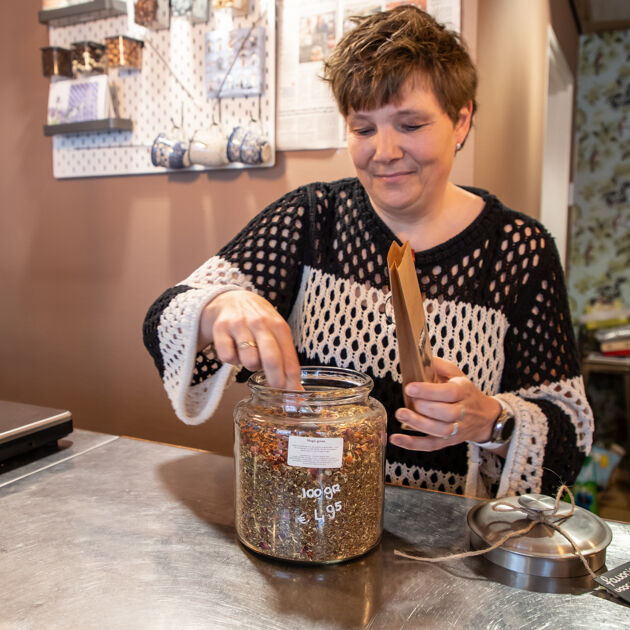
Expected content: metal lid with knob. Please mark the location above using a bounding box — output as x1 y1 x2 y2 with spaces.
466 493 613 578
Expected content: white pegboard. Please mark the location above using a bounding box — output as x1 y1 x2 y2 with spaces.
47 0 275 178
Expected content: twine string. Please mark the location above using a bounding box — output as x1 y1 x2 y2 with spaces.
394 484 600 581
143 39 203 111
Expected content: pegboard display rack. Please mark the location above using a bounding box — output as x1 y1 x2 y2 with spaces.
44 0 276 179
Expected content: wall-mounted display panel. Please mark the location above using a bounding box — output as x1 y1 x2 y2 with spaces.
44 0 276 178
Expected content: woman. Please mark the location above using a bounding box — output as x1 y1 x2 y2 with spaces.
143 6 593 498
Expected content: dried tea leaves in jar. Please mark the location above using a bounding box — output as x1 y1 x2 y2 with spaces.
234 368 386 564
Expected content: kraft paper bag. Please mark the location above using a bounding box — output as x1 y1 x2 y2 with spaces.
387 241 437 413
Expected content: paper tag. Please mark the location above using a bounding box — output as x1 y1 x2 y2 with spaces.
287 436 343 468
594 560 630 603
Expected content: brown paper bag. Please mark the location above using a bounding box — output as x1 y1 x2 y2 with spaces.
387 241 437 414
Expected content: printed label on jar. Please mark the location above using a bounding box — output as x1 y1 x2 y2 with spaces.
287 436 343 468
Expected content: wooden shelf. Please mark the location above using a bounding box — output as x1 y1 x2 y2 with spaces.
38 0 127 27
44 118 133 136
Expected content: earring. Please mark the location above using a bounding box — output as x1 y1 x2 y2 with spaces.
456 142 462 152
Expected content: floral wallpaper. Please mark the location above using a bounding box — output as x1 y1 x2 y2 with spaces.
568 29 630 321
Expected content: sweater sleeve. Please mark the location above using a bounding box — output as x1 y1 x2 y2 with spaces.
142 186 311 424
475 221 593 497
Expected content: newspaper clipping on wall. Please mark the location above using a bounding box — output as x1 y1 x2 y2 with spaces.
276 0 461 150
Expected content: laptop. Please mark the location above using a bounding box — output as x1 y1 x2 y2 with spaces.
0 400 73 463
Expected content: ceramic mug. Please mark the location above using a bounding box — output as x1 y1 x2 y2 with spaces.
240 129 271 165
227 125 271 165
227 125 248 163
150 132 190 169
189 124 229 167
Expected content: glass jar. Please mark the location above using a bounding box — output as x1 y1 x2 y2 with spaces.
134 0 170 29
171 0 209 22
41 46 73 78
105 36 144 70
234 367 386 564
71 41 106 75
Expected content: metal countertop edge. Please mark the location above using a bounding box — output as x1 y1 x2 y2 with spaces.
0 434 120 489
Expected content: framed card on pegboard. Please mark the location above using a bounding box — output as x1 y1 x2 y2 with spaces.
205 26 265 99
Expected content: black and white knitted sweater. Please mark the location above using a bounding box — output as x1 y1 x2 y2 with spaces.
143 177 593 497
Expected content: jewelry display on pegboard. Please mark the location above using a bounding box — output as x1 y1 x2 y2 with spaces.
42 0 275 179
205 26 265 99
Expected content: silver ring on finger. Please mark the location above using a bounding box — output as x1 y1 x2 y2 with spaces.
237 339 258 350
448 421 459 438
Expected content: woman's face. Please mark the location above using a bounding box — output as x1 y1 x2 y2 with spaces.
346 77 472 221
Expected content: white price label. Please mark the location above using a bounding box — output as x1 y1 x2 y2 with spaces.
287 436 344 468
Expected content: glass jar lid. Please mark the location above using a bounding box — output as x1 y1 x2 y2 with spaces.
467 494 612 578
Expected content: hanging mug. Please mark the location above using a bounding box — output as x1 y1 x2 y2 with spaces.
189 124 229 167
150 132 191 169
240 129 271 165
226 125 248 163
227 125 271 166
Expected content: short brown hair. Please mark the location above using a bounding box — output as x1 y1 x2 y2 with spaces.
323 5 477 125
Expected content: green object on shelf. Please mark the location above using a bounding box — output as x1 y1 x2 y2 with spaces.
564 450 624 514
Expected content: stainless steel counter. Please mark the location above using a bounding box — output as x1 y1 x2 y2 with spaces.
1 430 629 630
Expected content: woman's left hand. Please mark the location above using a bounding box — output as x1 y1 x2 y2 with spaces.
389 356 502 451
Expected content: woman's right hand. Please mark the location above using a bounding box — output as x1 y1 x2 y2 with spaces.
199 290 302 390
